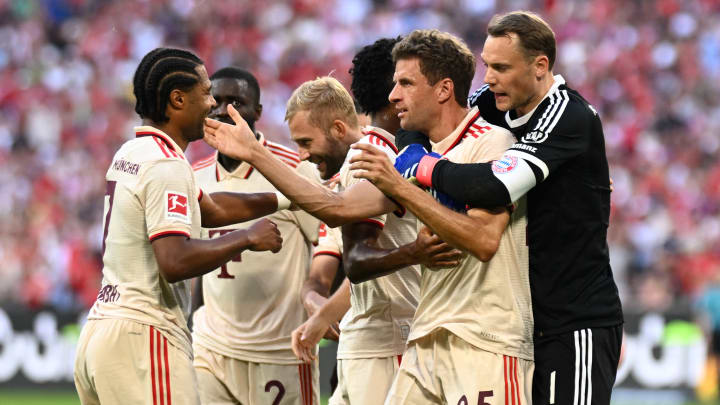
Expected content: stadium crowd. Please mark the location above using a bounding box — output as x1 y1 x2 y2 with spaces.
0 0 719 313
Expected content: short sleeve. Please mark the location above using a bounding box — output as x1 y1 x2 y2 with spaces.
314 223 342 258
140 160 196 241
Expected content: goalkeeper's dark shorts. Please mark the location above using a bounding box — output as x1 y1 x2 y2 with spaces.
532 324 623 405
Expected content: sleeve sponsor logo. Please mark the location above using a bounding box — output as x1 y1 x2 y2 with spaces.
511 142 538 153
166 191 190 223
491 155 518 174
521 130 548 144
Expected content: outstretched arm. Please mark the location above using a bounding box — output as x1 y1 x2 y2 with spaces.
199 191 280 228
152 219 282 283
203 105 397 227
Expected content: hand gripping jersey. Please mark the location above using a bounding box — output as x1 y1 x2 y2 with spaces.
409 108 535 361
191 133 322 365
335 126 421 359
88 126 201 359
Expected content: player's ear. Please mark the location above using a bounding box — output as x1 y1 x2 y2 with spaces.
330 119 347 140
168 88 185 111
436 78 453 104
534 55 549 80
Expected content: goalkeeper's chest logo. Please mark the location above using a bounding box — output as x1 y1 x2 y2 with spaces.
521 130 548 144
166 191 190 223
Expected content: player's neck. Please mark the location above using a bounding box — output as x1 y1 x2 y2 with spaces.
143 119 189 151
426 105 469 144
516 73 555 117
371 105 400 135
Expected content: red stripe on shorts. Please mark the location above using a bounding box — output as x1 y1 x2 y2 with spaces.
164 335 172 405
397 355 402 366
514 357 521 405
504 355 509 405
157 329 164 405
150 326 158 405
510 356 516 405
298 365 306 405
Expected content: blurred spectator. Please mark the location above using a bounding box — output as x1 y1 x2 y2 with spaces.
0 0 719 311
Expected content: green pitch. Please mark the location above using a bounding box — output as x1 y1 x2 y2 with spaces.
0 390 79 405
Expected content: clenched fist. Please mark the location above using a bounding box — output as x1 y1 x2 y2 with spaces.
247 218 283 253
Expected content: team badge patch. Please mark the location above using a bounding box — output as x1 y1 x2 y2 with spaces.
492 155 518 174
166 191 190 223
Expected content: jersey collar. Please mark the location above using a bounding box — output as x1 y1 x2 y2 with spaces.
431 106 482 155
134 125 187 161
216 131 266 181
504 74 566 129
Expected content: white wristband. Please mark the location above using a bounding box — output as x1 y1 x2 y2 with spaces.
274 191 292 211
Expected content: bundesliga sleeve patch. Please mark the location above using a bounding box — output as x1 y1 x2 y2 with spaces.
165 191 190 223
492 155 518 174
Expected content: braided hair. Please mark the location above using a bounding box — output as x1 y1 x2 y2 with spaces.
349 36 402 115
210 66 261 106
132 47 204 123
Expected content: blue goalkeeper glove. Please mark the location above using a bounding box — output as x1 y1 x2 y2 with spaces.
394 145 465 212
394 144 442 187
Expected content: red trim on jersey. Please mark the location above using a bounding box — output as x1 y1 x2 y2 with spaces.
137 132 185 160
192 153 216 170
244 167 254 179
359 219 384 229
267 143 300 157
197 189 203 202
313 251 341 258
277 158 298 168
149 231 191 242
364 130 399 154
164 335 172 405
397 355 402 365
441 110 482 155
269 148 302 163
215 165 220 182
151 136 171 158
150 326 158 405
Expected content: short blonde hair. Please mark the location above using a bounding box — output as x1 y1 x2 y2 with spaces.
285 77 358 133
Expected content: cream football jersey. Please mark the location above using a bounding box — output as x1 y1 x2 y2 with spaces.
191 133 322 365
335 126 421 359
88 126 201 358
408 107 534 360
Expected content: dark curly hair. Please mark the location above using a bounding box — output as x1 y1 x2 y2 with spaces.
392 30 475 106
132 47 204 123
349 36 402 115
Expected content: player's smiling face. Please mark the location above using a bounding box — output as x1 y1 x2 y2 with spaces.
185 65 216 141
389 58 437 133
481 34 541 116
289 110 347 180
